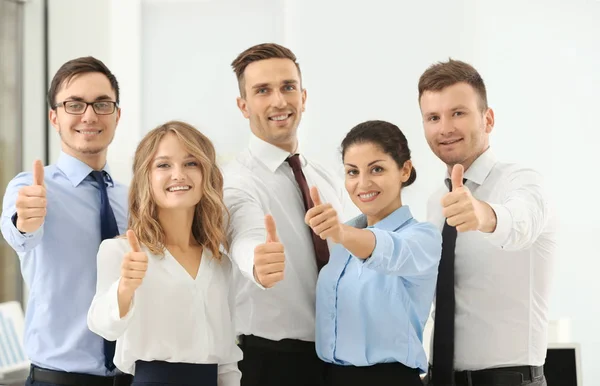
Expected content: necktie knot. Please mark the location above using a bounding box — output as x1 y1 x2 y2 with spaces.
286 154 302 171
90 170 106 185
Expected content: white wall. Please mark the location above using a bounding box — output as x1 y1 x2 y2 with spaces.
22 0 600 382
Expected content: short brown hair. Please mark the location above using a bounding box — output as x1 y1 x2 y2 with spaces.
128 120 229 259
418 59 488 111
231 43 302 97
47 56 120 108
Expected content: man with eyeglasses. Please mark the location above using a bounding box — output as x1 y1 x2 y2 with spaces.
1 56 132 386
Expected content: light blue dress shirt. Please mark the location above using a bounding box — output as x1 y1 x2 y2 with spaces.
0 152 128 376
315 206 442 373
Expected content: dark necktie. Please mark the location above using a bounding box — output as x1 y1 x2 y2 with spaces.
431 178 464 385
90 170 119 371
286 154 330 271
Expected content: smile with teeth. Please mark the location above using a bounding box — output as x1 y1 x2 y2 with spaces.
358 191 380 201
269 113 291 121
167 185 191 192
76 130 102 135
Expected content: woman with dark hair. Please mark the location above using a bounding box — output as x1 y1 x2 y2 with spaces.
305 120 442 386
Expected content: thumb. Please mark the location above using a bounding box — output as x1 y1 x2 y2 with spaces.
264 214 279 243
33 160 44 186
310 186 322 206
126 230 142 252
451 164 464 191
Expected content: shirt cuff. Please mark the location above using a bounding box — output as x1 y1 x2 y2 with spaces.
10 212 43 239
109 279 136 322
361 229 388 269
484 203 512 248
235 240 266 290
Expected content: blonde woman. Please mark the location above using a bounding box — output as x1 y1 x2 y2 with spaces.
87 121 242 386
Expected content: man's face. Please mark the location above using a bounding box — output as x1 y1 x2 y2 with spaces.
236 58 306 153
420 82 494 170
50 72 121 159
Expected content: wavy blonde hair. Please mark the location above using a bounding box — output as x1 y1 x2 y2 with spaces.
128 120 229 259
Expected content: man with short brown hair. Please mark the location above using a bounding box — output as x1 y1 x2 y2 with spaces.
419 59 555 386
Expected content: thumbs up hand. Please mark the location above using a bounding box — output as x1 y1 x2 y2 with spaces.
253 215 285 288
118 230 149 296
15 160 47 233
441 164 495 233
305 186 344 244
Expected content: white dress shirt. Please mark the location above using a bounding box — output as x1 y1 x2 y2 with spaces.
87 238 242 386
427 148 557 371
222 133 358 342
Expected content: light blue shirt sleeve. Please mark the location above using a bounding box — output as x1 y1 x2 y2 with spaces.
363 222 442 277
0 172 45 254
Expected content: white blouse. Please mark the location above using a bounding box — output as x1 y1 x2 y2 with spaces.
87 238 242 386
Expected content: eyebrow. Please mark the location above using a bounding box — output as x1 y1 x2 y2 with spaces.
251 79 299 90
153 154 195 162
64 95 113 102
344 160 385 168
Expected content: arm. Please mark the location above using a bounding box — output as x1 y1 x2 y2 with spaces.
0 173 45 254
483 167 550 251
361 222 442 277
87 239 136 341
223 186 266 288
218 256 242 386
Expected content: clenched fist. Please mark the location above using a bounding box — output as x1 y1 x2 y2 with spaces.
253 215 285 288
442 164 496 233
15 160 46 233
118 230 149 296
305 186 344 243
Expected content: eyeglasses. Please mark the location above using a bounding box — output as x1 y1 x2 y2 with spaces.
54 100 118 115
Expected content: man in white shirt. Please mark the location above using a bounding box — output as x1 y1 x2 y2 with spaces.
223 43 356 386
418 59 556 386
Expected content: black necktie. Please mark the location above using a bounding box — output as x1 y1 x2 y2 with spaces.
286 154 330 271
431 178 465 385
90 170 119 371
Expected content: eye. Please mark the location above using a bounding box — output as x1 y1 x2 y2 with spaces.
186 161 199 167
66 101 84 110
284 85 296 92
257 88 269 94
346 169 358 176
371 166 384 173
156 163 169 168
428 115 440 122
453 111 465 117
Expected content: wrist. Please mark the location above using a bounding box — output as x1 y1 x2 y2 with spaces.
477 200 497 233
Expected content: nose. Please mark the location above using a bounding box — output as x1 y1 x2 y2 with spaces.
271 90 287 109
439 116 455 136
358 173 371 189
171 164 186 181
81 104 99 124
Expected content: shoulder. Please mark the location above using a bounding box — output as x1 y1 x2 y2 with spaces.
98 237 130 256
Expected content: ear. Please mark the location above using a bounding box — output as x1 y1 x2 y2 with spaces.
48 109 60 133
236 96 250 119
400 160 413 183
115 107 122 126
484 107 495 134
301 88 307 112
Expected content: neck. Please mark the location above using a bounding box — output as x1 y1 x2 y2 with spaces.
158 208 196 250
366 198 402 226
446 145 489 175
62 146 108 171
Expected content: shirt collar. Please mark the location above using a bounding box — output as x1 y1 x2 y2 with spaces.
248 132 305 172
346 205 413 232
444 147 498 188
56 151 114 187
